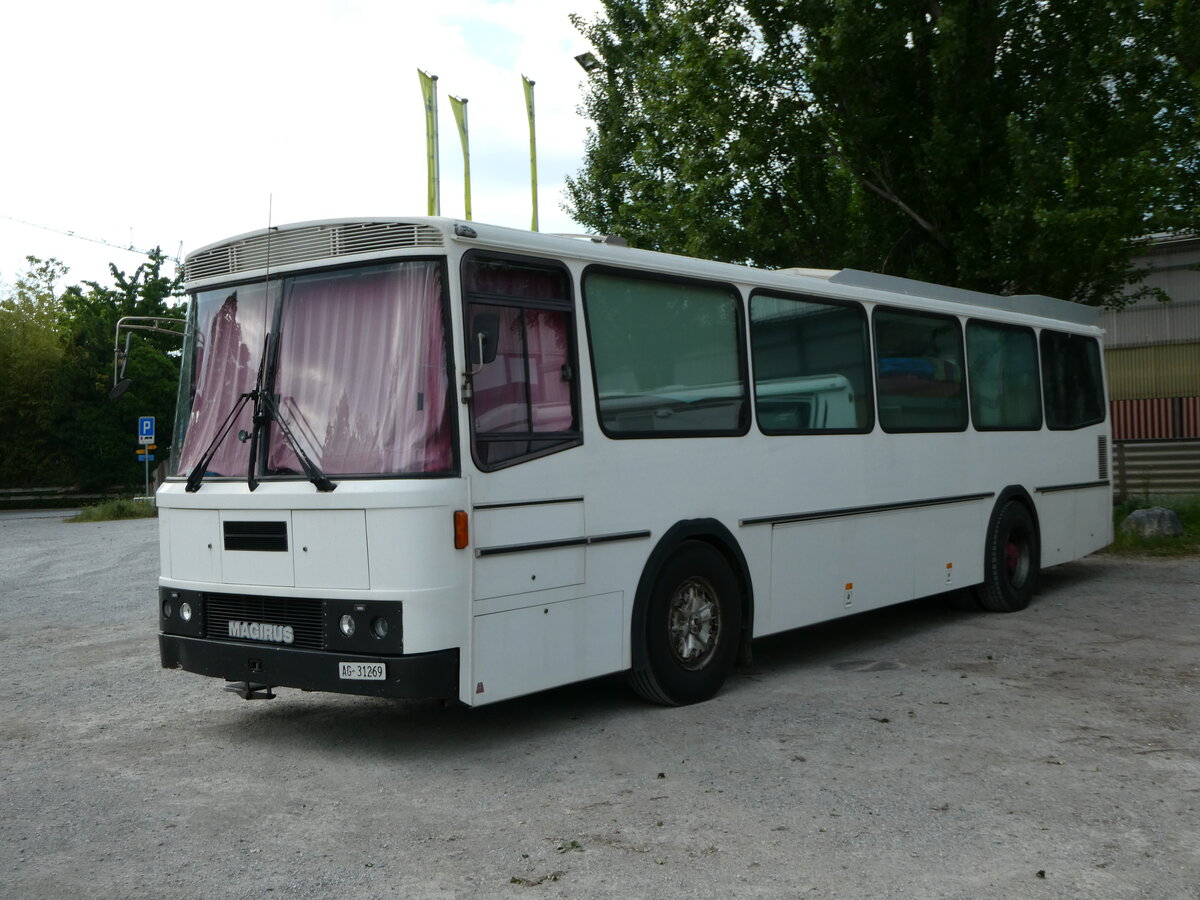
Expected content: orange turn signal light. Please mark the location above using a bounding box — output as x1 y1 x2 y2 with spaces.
453 510 469 550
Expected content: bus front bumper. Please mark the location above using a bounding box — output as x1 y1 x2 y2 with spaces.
160 634 460 700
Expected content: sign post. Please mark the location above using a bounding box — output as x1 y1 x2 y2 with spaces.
138 416 155 499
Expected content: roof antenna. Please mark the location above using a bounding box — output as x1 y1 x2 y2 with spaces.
266 193 273 281
245 194 275 491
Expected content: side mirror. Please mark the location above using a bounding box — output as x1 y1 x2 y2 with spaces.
108 333 135 401
116 332 133 380
109 315 187 401
469 313 500 367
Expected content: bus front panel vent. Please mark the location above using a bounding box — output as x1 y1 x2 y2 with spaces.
223 520 288 553
1098 435 1109 480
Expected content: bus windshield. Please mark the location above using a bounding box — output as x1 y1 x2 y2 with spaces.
171 260 453 481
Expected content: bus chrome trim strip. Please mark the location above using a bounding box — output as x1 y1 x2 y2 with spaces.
472 496 585 511
739 492 996 527
585 530 653 546
475 530 651 558
1034 480 1111 494
476 537 587 557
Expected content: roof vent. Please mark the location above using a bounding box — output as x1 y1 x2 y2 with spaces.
185 222 443 281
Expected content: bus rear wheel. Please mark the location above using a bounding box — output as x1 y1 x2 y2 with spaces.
975 500 1038 612
629 541 742 706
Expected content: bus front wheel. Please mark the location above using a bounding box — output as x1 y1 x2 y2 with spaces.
629 541 742 706
975 500 1039 612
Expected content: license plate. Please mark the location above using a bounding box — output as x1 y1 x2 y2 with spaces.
339 661 386 681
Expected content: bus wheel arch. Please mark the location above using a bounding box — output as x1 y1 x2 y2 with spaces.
973 487 1041 613
628 520 753 705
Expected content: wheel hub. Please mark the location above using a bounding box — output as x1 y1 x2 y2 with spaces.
668 577 720 670
1005 533 1030 587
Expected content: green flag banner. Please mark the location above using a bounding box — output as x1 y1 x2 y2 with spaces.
418 69 440 216
449 95 471 221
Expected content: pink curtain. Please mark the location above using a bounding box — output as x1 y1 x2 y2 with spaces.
464 261 566 300
471 304 529 433
176 287 269 476
470 305 573 434
526 309 573 430
267 262 450 475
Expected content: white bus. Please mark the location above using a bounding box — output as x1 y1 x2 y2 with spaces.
158 217 1111 706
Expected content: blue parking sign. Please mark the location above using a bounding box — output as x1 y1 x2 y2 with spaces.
138 416 155 445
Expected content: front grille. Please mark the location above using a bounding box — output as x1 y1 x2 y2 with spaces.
204 594 325 650
224 520 288 552
185 222 444 281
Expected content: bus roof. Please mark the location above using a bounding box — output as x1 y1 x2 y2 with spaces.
184 216 1101 328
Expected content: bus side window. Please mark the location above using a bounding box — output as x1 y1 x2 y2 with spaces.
463 255 581 470
749 291 873 433
1040 330 1105 429
583 269 748 437
873 307 968 432
966 320 1042 430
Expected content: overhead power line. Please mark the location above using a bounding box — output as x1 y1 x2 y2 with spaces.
1 213 182 264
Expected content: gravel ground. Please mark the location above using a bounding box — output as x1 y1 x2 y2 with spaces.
1 514 1197 899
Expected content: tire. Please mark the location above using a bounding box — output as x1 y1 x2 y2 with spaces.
948 589 982 611
974 500 1039 612
629 541 742 706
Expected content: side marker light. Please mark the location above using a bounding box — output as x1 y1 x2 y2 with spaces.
454 510 469 550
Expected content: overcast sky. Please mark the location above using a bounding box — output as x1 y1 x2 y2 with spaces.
0 0 605 290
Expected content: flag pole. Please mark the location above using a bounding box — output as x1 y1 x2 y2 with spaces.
522 75 538 232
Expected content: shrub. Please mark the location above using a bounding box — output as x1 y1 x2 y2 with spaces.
68 498 158 522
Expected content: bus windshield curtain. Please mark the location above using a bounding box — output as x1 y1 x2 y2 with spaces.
267 262 452 475
176 287 269 477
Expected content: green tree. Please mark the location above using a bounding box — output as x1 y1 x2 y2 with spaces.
567 0 1199 306
0 258 71 486
55 251 185 490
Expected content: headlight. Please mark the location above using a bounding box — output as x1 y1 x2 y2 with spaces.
339 614 356 637
370 617 388 639
162 600 173 619
180 602 193 622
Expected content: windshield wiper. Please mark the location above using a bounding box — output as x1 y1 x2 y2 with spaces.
185 331 272 493
184 387 335 493
243 329 335 493
249 392 337 493
185 331 336 494
184 390 255 493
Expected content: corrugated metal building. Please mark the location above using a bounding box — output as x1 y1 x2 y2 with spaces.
1100 234 1200 439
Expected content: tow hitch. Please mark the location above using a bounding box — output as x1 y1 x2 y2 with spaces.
223 681 276 700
